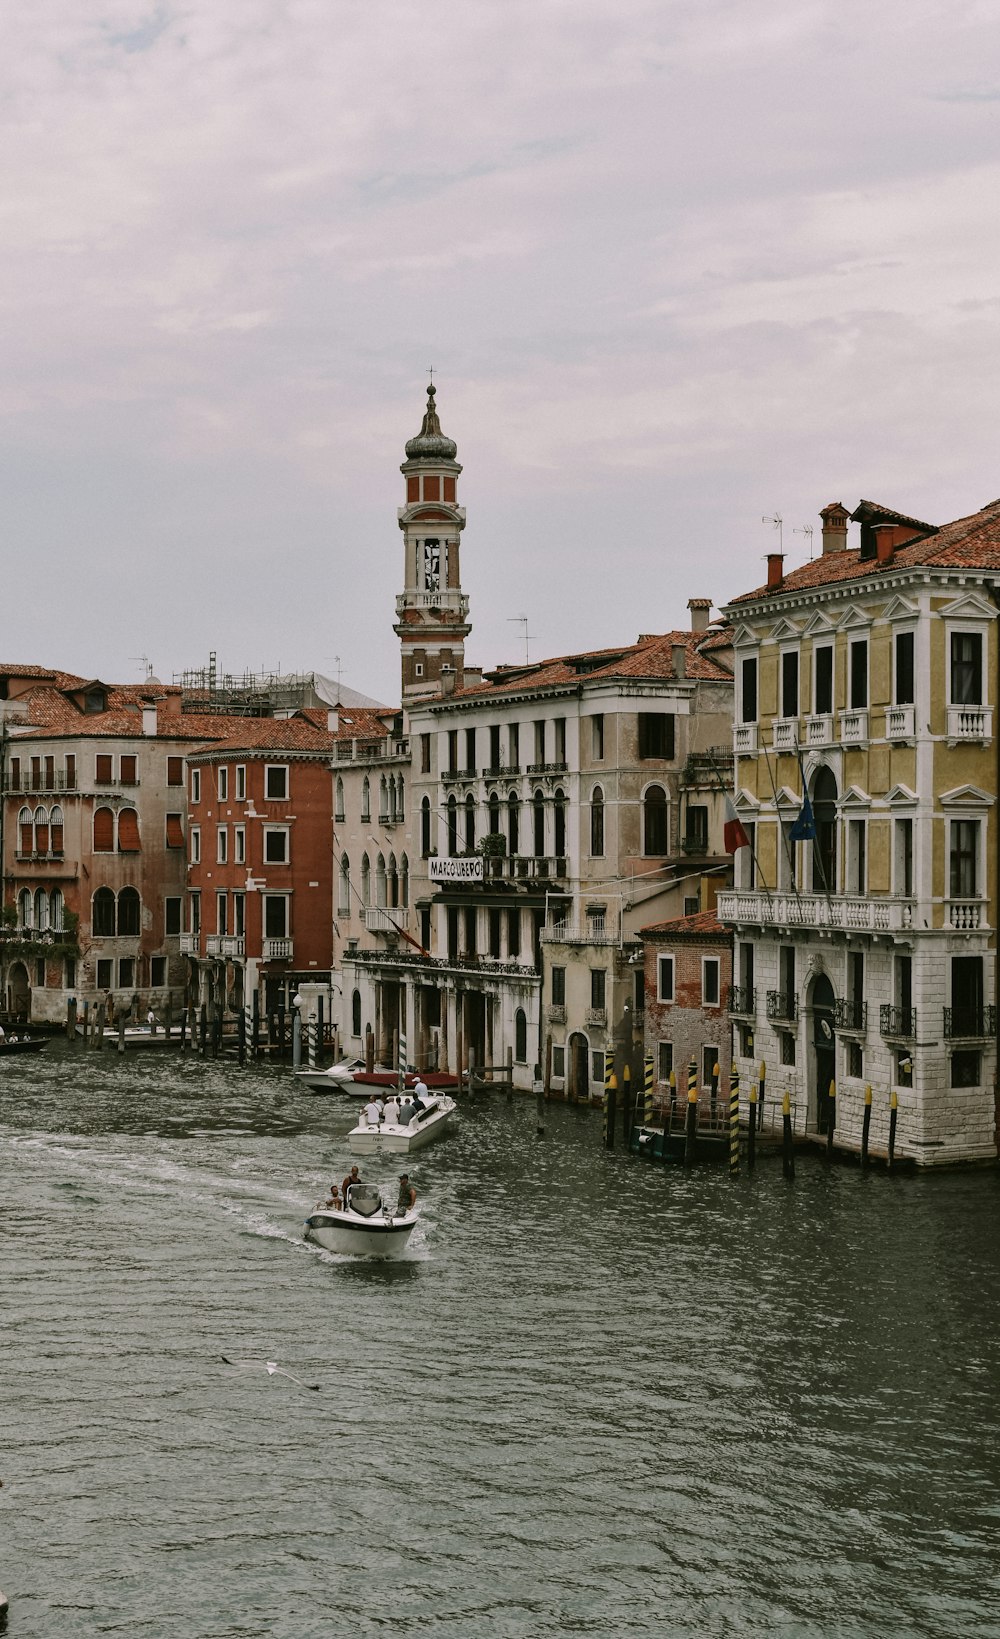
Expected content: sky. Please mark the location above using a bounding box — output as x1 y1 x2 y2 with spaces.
5 0 1000 703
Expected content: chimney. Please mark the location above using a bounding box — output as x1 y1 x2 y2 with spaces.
327 708 339 732
874 525 896 564
440 665 457 697
767 553 784 589
820 502 850 555
672 642 687 680
142 704 157 736
687 597 711 634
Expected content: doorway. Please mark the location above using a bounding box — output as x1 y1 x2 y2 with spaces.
811 971 836 1132
568 1031 590 1102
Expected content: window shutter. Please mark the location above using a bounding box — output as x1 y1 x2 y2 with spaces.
166 814 184 849
96 754 113 783
120 755 137 784
93 808 114 851
117 809 141 852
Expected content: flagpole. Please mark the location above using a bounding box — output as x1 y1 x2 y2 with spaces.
706 747 774 900
760 739 802 902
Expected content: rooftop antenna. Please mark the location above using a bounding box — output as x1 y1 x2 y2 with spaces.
507 615 533 665
130 655 152 679
762 512 783 552
793 523 815 559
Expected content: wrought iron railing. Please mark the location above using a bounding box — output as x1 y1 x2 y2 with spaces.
728 985 756 1016
834 997 867 1031
766 990 798 1022
880 1005 916 1038
943 1006 996 1039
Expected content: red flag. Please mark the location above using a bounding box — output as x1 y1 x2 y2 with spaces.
724 793 750 854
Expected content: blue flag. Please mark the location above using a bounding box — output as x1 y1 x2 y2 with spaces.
789 792 816 842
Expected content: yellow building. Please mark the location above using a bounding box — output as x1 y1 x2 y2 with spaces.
719 497 1000 1166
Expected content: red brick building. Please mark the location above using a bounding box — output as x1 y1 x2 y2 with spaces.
640 908 733 1112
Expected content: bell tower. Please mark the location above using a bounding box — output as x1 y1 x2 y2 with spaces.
394 382 470 703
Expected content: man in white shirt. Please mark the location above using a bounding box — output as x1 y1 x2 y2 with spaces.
362 1097 382 1126
383 1095 400 1125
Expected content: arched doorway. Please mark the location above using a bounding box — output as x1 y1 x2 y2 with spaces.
810 971 836 1132
811 766 838 893
7 961 30 1023
568 1031 590 1102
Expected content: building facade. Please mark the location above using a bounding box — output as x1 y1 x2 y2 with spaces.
718 496 1000 1165
641 908 733 1111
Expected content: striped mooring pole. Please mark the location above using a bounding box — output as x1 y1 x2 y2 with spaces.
747 1083 757 1171
861 1083 872 1168
603 1049 617 1150
643 1053 654 1126
729 1063 740 1177
710 1060 719 1124
684 1057 698 1168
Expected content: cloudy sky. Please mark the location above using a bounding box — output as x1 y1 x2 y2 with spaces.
5 1 1000 701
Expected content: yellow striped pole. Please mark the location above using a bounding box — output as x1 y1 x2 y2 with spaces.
643 1052 654 1126
622 1062 632 1146
684 1058 699 1167
748 1083 757 1170
603 1062 617 1149
729 1063 740 1176
710 1060 720 1125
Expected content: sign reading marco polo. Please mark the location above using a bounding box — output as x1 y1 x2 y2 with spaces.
429 856 484 883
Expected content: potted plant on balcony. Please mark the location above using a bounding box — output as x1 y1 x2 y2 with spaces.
478 831 507 878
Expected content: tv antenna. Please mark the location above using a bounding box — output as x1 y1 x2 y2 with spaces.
762 512 783 552
793 523 815 559
508 615 534 665
130 655 153 679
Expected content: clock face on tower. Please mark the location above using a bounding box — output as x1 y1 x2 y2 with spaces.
423 538 441 593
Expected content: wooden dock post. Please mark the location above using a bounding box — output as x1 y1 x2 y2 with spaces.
729 1063 740 1177
251 992 260 1057
861 1083 872 1168
710 1060 719 1124
782 1089 795 1179
292 1007 302 1070
82 999 89 1047
117 1008 126 1054
621 1062 632 1146
684 1057 698 1168
277 1001 286 1059
542 1037 550 1099
238 1009 246 1066
747 1084 757 1171
644 1053 654 1127
826 1079 836 1158
888 1089 898 1171
603 1064 617 1150
199 1004 208 1058
365 1023 375 1075
668 1068 677 1130
66 996 77 1042
758 1060 766 1130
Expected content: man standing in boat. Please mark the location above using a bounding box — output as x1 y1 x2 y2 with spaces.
397 1174 416 1214
342 1164 362 1203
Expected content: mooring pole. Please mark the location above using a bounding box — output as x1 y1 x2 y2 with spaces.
888 1089 898 1172
758 1059 766 1131
710 1059 719 1125
861 1083 872 1168
251 991 260 1057
729 1063 740 1177
621 1062 632 1147
826 1079 836 1159
603 1058 617 1150
782 1089 795 1180
669 1068 677 1132
238 1008 246 1066
644 1052 654 1127
684 1057 698 1168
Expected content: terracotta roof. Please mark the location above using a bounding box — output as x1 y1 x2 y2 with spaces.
452 628 733 701
188 714 336 756
639 908 730 939
728 495 1000 606
331 707 397 741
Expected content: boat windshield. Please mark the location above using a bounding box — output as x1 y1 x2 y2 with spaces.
346 1183 383 1218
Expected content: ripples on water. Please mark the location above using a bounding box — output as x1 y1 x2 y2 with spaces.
2 1044 1000 1637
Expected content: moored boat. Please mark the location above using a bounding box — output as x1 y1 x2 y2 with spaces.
0 1035 47 1056
303 1181 417 1258
348 1092 456 1155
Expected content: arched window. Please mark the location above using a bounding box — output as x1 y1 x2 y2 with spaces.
376 853 387 908
643 785 669 856
93 807 114 852
421 796 432 858
488 790 501 837
395 775 405 822
508 792 520 855
33 805 49 854
338 855 351 915
351 988 362 1036
34 888 48 932
447 795 458 857
401 853 409 908
18 807 32 853
590 786 605 856
379 776 388 822
464 794 476 851
553 788 566 858
812 766 839 893
361 776 371 822
17 887 32 928
533 790 546 857
387 852 398 909
361 853 371 907
50 806 64 853
49 889 64 932
515 1007 527 1063
117 809 141 852
335 776 345 822
93 887 116 937
118 887 141 936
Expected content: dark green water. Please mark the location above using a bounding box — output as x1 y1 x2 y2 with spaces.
2 1043 1000 1638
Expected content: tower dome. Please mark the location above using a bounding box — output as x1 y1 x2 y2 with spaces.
404 383 458 461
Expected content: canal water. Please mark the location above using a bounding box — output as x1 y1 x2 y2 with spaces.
2 1044 1000 1639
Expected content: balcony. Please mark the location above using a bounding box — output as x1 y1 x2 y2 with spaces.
541 918 620 946
334 738 409 763
585 1007 608 1028
481 765 521 778
833 997 867 1032
733 724 757 756
395 590 469 619
728 985 756 1017
206 935 246 958
362 907 405 933
943 1005 997 1040
718 889 914 934
485 855 568 883
766 990 798 1024
771 718 798 752
885 705 915 741
947 706 992 742
442 769 476 784
262 937 293 962
179 933 199 955
880 1005 916 1039
680 835 708 856
804 714 834 748
4 771 78 793
839 708 869 744
948 899 986 931
526 761 568 776
546 1004 566 1025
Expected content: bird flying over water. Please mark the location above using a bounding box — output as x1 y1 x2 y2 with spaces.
219 1354 320 1390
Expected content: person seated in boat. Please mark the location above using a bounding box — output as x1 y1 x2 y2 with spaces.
341 1165 361 1203
398 1097 417 1124
383 1094 400 1125
412 1076 429 1110
362 1096 382 1126
322 1184 342 1210
397 1174 416 1213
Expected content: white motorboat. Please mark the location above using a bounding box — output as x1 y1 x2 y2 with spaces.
303 1181 417 1258
347 1093 457 1155
295 1056 368 1094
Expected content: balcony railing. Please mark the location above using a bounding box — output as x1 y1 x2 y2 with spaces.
481 765 521 778
943 1006 997 1039
771 718 798 751
362 907 406 933
839 708 869 744
880 1005 916 1038
718 890 913 934
834 997 867 1032
766 990 798 1023
206 935 246 958
526 761 569 776
948 899 985 931
179 933 199 955
349 946 540 980
804 714 834 747
885 705 915 740
481 855 568 882
586 1007 608 1027
334 738 408 762
947 706 992 742
546 1004 566 1024
733 724 757 755
442 769 476 784
541 918 620 946
728 985 756 1016
262 937 293 961
4 771 78 793
680 836 708 855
